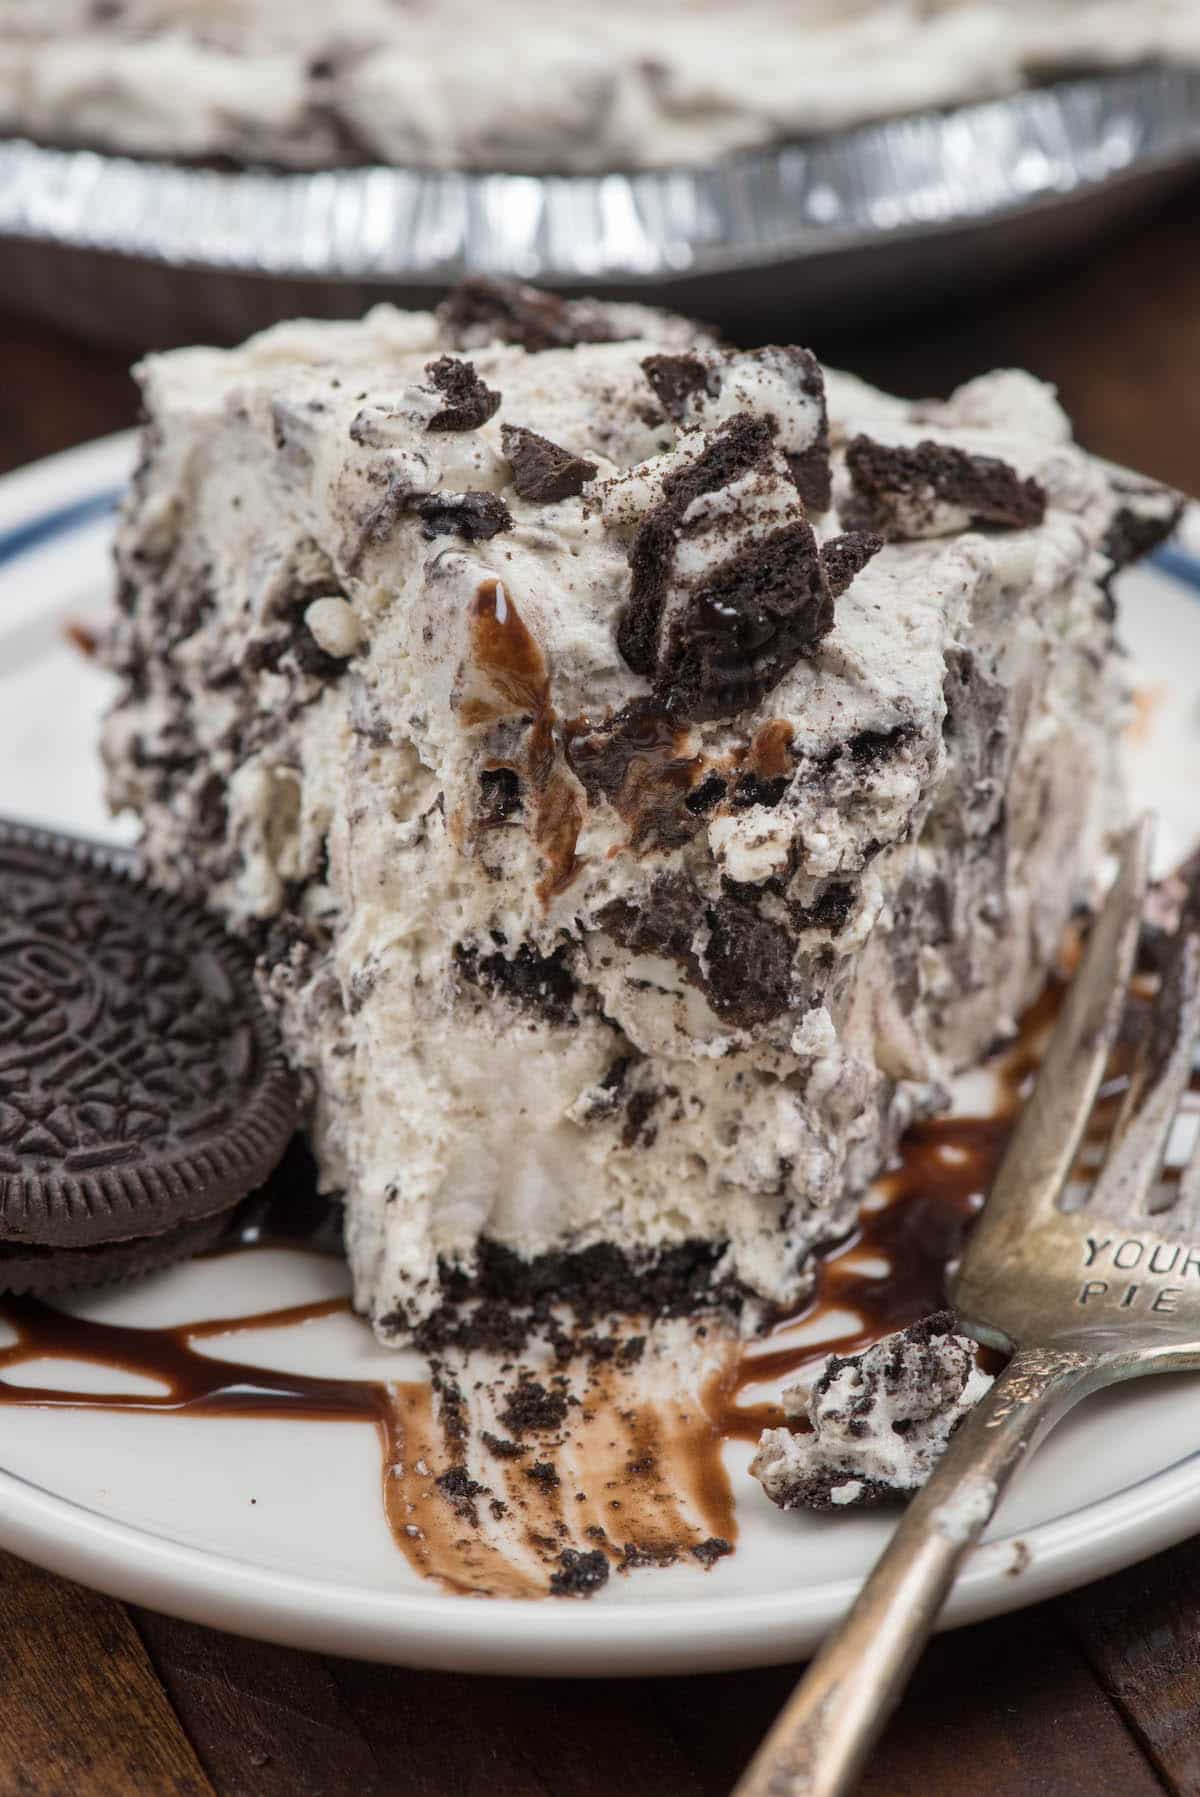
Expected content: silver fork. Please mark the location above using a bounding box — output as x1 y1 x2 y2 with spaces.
735 816 1200 1797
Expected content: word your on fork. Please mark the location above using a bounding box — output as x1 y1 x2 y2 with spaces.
1079 1231 1200 1312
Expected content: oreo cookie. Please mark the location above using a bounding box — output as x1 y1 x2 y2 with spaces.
641 345 832 512
501 424 597 503
618 416 836 722
844 435 1046 537
820 530 884 597
396 488 513 542
0 822 297 1294
640 352 712 421
436 276 622 354
423 356 502 432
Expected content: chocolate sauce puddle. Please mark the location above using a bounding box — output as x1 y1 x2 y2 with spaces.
0 968 1176 1596
0 1293 360 1418
0 1273 738 1598
704 1111 1014 1445
701 979 1073 1442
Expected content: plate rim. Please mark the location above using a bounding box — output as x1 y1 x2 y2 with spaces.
2 427 1200 1674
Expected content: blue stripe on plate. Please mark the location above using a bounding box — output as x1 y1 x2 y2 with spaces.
1151 543 1200 594
0 487 123 570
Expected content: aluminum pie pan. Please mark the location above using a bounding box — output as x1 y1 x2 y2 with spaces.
0 63 1198 351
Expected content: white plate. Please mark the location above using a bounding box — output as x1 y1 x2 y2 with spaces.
0 432 1198 1676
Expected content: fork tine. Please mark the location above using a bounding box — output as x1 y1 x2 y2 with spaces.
969 817 1152 1235
1088 927 1200 1231
1169 1101 1200 1239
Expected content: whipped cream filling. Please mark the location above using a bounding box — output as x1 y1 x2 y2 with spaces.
100 284 1178 1338
1 3 1198 172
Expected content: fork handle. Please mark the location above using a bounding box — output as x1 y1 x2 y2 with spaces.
733 1344 1098 1797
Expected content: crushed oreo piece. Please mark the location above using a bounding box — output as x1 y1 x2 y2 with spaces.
620 417 772 676
691 1536 733 1567
525 1460 561 1491
1102 497 1184 582
501 423 597 504
454 941 577 1026
732 771 789 809
414 1298 532 1358
641 352 712 420
790 880 858 934
601 876 794 1028
685 774 727 816
424 355 501 432
480 1431 526 1460
578 1331 648 1368
366 485 512 549
416 1237 740 1357
644 346 831 511
598 880 694 968
845 724 911 769
579 1053 634 1124
301 640 357 688
768 345 832 512
498 1379 569 1435
704 891 795 1026
661 524 834 722
478 767 522 824
435 1465 489 1524
549 1547 610 1597
437 276 621 354
820 531 884 598
788 445 833 514
792 882 855 935
845 435 1046 537
619 416 835 722
621 1087 660 1150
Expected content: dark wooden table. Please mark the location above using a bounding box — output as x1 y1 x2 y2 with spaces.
4 184 1200 1797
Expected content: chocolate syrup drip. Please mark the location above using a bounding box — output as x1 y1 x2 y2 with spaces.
705 1111 1014 1444
0 1294 363 1421
707 967 1196 1443
462 576 583 902
0 964 1189 1592
0 1090 1018 1589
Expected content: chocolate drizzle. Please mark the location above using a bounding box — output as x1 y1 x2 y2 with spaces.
459 577 583 901
565 699 703 852
0 1260 737 1599
0 968 1178 1594
563 705 794 855
0 1015 1041 1586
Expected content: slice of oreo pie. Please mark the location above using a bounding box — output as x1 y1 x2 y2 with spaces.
0 821 297 1294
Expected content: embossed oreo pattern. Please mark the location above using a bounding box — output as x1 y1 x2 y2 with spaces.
0 822 297 1253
